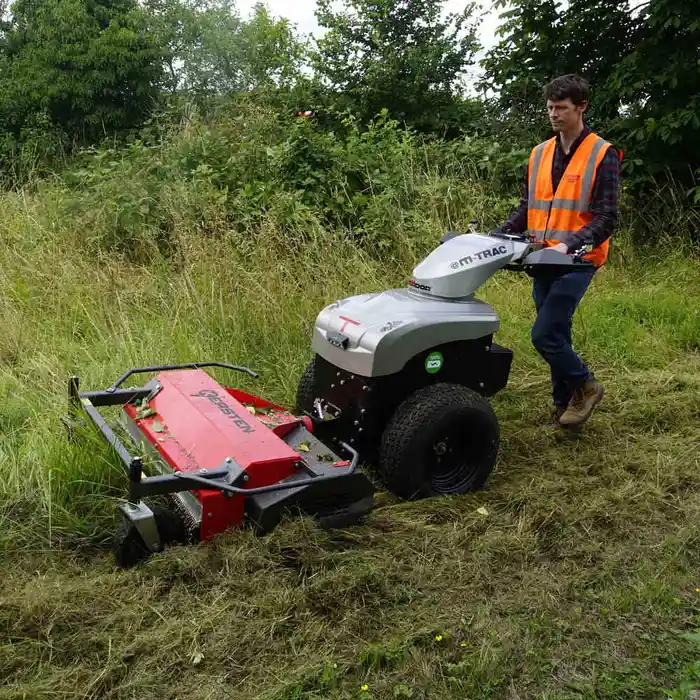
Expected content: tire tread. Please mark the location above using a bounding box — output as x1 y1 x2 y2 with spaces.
378 382 499 499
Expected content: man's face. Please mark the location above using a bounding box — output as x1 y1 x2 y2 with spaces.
547 98 586 132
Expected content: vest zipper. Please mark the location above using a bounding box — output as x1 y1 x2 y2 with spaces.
544 201 553 240
546 156 567 240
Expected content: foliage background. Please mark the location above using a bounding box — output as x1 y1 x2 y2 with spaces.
0 0 697 227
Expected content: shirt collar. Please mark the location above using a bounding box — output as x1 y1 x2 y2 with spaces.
556 124 591 156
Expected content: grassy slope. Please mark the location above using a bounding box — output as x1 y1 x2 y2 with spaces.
1 184 700 700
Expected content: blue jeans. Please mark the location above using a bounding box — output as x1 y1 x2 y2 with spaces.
531 269 596 408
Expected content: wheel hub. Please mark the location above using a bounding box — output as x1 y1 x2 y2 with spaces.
433 440 448 456
426 418 493 494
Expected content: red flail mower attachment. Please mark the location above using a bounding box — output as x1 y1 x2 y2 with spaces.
68 362 374 567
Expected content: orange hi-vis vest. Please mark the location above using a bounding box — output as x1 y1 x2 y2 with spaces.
527 131 613 267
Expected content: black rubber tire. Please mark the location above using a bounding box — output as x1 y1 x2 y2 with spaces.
113 503 186 568
378 383 500 500
295 358 317 415
114 520 151 568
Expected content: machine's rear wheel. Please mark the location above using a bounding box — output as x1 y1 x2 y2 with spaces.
378 383 500 500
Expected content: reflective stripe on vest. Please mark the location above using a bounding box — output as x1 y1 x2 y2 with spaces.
526 132 612 266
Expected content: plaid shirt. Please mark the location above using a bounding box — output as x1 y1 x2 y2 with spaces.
496 125 621 253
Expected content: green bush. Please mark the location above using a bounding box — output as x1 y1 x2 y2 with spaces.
52 99 528 261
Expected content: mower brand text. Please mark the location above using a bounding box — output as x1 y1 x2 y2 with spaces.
194 389 255 433
409 279 432 292
451 245 508 269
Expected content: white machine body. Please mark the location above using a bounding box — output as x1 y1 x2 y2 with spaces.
311 233 532 378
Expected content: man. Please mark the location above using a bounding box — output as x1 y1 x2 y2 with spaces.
495 74 621 429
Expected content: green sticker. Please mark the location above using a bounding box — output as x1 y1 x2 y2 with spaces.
425 351 443 374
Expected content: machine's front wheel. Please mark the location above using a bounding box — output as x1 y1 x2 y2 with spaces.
114 520 151 568
114 503 187 568
378 383 500 500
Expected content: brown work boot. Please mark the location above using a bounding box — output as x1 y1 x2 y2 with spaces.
559 379 605 427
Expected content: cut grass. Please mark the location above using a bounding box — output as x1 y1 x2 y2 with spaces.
1 185 700 699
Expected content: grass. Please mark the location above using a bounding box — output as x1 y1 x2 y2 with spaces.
1 178 700 700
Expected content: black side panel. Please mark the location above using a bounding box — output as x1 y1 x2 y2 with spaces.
308 355 382 462
244 423 375 534
245 473 375 534
382 338 513 400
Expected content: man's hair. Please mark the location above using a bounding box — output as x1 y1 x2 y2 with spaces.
543 74 590 106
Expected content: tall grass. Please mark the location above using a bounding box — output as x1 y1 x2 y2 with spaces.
1 105 700 699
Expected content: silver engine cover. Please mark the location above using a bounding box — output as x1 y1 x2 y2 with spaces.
409 233 523 299
311 289 499 378
311 233 530 378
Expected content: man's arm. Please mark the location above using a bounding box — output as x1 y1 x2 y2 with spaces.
494 165 529 234
560 147 621 253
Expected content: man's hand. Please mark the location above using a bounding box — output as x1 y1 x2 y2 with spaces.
551 242 569 254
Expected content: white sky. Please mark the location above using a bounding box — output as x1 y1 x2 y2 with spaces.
237 0 504 46
236 0 506 89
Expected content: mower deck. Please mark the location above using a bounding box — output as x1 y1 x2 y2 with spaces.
68 362 375 566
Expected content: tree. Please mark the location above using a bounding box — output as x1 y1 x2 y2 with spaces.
145 0 308 96
237 3 308 92
480 0 700 191
479 0 637 143
312 0 481 133
0 0 165 144
604 0 700 186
